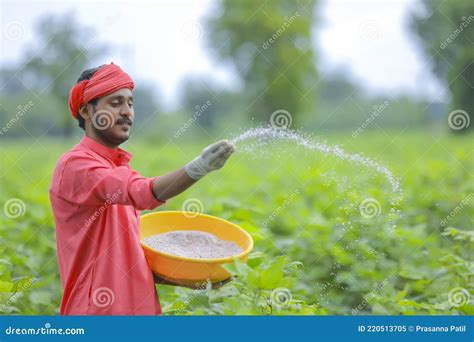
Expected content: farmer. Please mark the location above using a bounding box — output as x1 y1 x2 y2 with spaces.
49 63 235 315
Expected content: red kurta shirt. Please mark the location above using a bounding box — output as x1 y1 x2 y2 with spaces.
49 135 165 315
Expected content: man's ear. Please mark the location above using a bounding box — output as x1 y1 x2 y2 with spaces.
78 104 91 120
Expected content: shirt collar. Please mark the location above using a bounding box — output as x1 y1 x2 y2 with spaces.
80 135 132 166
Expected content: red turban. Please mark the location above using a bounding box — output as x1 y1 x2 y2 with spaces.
68 63 134 118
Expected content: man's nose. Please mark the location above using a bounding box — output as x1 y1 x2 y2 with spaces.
120 103 133 118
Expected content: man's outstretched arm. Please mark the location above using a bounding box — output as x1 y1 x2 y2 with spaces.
151 140 235 201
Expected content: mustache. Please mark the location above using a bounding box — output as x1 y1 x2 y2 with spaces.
116 118 133 125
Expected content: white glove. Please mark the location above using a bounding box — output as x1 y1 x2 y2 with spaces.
184 140 235 180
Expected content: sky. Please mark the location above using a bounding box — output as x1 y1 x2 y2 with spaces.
1 0 445 109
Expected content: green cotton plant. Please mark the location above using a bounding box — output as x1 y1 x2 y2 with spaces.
1 132 472 315
368 226 473 315
163 253 326 315
0 258 17 313
439 227 474 315
0 257 37 314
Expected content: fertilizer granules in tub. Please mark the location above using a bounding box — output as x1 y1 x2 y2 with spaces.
143 230 243 259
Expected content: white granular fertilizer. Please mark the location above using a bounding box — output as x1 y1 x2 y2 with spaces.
143 230 243 259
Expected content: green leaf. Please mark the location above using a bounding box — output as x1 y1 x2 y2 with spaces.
258 257 286 290
394 285 409 301
0 280 13 292
29 291 51 305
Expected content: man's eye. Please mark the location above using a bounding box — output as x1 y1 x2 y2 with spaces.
128 102 134 108
111 102 120 107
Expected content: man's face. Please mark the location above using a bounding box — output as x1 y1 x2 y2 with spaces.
85 88 135 147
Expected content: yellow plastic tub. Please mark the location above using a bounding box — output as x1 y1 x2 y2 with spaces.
140 211 254 286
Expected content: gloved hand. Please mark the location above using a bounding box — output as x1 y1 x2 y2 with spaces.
184 140 235 180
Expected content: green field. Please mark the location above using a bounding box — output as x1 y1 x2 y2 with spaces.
0 130 472 315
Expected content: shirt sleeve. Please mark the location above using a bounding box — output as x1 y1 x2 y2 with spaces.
55 154 166 210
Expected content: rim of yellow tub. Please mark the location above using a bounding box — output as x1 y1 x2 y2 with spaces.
140 211 254 264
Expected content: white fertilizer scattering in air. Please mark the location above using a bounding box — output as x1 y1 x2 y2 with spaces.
229 126 404 231
143 230 243 259
230 126 402 200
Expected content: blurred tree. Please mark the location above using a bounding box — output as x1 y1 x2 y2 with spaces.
130 81 162 136
409 0 474 132
0 67 27 95
179 76 219 129
21 12 109 136
1 12 162 138
319 69 359 105
179 75 241 130
205 0 318 127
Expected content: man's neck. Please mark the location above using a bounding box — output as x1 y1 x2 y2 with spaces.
85 132 118 150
